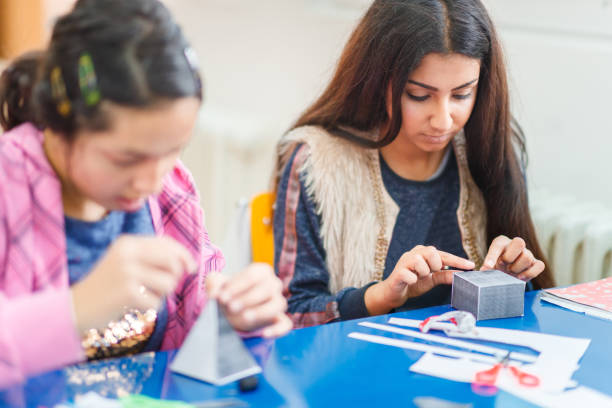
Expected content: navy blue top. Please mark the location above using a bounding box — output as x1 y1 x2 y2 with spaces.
65 203 167 351
380 151 466 312
274 145 466 322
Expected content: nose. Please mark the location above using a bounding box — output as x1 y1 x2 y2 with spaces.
131 160 165 196
430 99 453 132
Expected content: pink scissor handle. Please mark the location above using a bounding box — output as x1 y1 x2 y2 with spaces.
474 363 502 386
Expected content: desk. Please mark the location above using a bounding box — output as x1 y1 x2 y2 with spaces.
2 291 612 407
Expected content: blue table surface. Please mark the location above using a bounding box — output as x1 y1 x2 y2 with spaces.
2 290 611 408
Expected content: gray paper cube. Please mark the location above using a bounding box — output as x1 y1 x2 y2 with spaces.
451 270 525 320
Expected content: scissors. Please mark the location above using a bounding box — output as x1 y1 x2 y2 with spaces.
474 352 540 388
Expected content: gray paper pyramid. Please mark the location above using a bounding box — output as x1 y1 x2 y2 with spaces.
170 299 262 385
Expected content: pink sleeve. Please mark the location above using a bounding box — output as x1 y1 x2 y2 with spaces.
0 171 83 387
0 290 84 388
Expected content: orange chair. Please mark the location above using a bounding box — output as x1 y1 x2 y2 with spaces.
223 192 275 275
248 192 275 266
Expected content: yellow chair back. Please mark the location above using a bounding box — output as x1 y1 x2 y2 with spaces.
249 192 275 266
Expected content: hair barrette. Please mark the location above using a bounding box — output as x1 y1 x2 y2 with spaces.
78 52 101 107
50 66 72 117
184 46 203 95
184 46 200 71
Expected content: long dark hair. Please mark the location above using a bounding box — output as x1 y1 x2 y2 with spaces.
0 0 202 137
277 0 553 288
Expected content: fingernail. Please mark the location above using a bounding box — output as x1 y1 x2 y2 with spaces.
229 301 242 313
219 292 230 303
243 310 254 323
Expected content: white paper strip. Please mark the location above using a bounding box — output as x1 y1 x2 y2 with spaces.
358 322 537 363
389 317 459 331
348 332 500 365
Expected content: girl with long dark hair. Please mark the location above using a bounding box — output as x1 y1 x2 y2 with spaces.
274 0 554 327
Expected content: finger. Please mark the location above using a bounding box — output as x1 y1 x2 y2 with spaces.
481 235 511 270
508 249 533 274
431 269 455 286
225 276 282 314
134 236 197 277
422 246 443 272
231 295 288 332
391 268 418 289
218 263 273 304
262 314 293 338
439 251 475 270
501 237 526 265
410 255 431 278
407 270 453 299
205 272 228 299
139 268 181 298
131 285 164 311
517 260 545 282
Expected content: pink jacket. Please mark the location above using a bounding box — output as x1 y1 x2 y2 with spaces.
0 123 225 387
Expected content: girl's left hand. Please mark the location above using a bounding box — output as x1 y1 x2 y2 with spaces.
481 235 545 281
206 264 293 338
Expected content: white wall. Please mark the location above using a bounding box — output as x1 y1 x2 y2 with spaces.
168 0 371 240
485 0 612 206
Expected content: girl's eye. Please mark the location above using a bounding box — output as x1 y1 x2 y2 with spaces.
406 93 429 102
113 159 137 167
453 92 473 100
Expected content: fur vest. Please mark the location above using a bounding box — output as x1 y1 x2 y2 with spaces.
279 126 488 293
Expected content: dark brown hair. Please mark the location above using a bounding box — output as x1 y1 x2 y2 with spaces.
0 0 202 137
276 0 554 288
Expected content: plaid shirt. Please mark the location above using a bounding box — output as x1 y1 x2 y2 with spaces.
0 123 224 386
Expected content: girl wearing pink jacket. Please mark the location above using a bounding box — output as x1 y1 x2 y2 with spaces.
0 0 291 387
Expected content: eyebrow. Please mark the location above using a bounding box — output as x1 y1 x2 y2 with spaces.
407 78 479 92
113 146 183 159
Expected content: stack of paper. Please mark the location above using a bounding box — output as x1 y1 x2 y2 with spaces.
540 277 612 321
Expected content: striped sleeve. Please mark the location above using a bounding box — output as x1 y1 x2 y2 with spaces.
274 144 373 328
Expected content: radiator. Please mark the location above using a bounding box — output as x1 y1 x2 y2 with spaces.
530 189 612 285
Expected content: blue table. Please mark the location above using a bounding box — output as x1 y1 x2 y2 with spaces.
2 291 612 407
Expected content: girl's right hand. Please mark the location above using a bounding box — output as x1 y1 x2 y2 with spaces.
70 235 197 333
364 245 474 316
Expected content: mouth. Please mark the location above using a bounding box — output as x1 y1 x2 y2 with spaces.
421 133 452 144
116 196 145 211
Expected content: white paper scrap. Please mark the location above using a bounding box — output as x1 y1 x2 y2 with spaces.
409 352 573 393
409 353 612 407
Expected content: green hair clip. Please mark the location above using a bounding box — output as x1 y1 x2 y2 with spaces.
78 53 101 107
